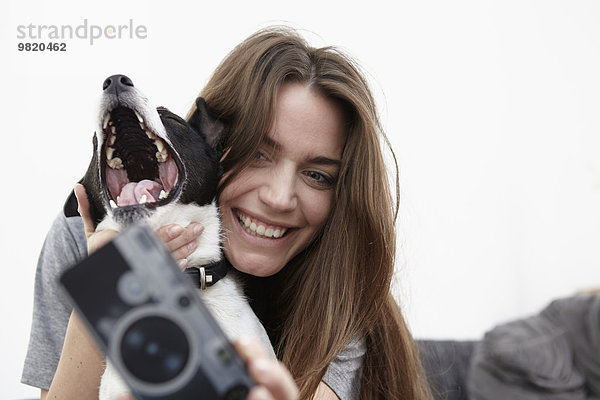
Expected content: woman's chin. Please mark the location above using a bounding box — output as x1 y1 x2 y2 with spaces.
226 251 285 277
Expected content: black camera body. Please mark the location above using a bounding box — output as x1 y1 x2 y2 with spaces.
60 225 254 400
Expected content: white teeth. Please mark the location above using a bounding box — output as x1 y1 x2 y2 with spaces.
109 200 117 209
155 139 165 152
156 152 168 162
237 212 287 238
111 126 116 134
154 138 168 162
106 147 123 169
159 190 168 200
103 114 111 129
145 130 156 140
134 111 144 123
139 122 145 130
107 157 123 169
139 195 147 204
108 135 116 145
117 196 121 206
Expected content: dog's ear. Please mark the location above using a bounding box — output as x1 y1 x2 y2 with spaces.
64 133 104 225
187 98 226 153
63 187 80 217
63 181 105 226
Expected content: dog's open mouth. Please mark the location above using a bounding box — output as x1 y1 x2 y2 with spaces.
101 106 182 209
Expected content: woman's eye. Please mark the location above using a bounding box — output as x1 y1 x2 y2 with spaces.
304 170 334 187
251 151 268 165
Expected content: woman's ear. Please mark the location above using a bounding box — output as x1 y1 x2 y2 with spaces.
187 97 227 154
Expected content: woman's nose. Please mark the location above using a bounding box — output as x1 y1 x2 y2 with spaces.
258 167 298 212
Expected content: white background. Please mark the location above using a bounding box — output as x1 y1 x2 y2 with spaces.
2 0 600 398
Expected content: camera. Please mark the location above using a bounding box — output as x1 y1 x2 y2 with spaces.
60 224 254 400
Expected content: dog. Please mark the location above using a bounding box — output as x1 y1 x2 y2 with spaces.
63 74 274 399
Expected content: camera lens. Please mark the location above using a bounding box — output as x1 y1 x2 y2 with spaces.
120 316 190 384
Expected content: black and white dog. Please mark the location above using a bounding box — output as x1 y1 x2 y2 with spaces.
64 75 274 399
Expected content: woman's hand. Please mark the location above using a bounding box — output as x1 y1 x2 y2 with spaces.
155 223 204 270
234 337 299 400
74 184 203 266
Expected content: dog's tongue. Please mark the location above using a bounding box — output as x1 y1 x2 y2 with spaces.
118 180 163 206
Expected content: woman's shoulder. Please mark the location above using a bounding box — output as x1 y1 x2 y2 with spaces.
42 211 87 259
322 335 366 400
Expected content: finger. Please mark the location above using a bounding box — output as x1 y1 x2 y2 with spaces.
247 359 299 400
234 337 299 400
87 229 119 254
247 386 275 400
176 258 188 271
156 223 204 257
170 243 197 264
74 184 95 239
234 336 267 362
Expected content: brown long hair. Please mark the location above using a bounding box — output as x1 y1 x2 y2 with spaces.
188 27 432 400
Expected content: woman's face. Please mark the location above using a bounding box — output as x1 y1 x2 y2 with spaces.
219 82 346 277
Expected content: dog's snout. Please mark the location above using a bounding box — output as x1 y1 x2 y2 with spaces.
103 75 134 93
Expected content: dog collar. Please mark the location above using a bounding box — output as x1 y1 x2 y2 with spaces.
184 258 229 290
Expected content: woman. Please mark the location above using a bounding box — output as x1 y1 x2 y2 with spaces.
23 27 433 400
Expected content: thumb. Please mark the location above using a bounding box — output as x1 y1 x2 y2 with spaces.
74 183 96 239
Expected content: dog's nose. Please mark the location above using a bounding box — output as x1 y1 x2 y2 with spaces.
102 75 134 93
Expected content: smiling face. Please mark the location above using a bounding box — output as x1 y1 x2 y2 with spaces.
219 82 347 277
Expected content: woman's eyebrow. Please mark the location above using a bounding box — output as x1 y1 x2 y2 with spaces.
262 136 280 151
307 156 341 167
262 136 341 166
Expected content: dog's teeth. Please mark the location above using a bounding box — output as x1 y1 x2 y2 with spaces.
111 126 116 134
117 196 121 206
109 200 117 209
145 130 156 140
108 135 116 145
103 114 110 130
157 149 168 160
134 111 144 123
107 157 123 169
154 139 168 162
139 195 147 204
159 190 168 200
106 146 115 160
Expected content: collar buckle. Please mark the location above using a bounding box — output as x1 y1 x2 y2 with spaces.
184 258 227 290
197 266 214 290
